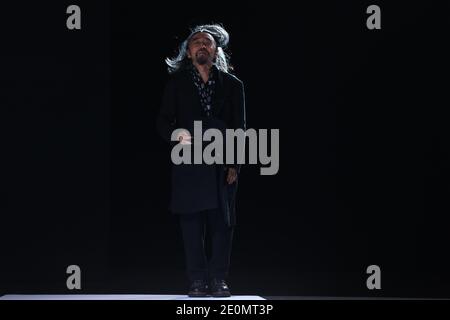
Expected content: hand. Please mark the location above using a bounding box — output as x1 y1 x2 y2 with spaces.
226 167 237 185
176 130 192 145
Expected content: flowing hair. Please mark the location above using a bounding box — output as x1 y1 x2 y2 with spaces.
165 24 233 74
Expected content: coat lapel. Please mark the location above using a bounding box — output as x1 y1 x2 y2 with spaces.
212 69 225 116
181 69 203 117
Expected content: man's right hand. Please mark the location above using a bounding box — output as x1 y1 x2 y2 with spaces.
176 130 192 145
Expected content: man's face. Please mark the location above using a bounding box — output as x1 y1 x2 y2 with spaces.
187 32 217 65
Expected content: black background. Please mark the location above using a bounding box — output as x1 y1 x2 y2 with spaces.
1 1 449 297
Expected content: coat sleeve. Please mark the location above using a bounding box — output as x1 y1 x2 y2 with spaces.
228 80 246 174
156 78 177 144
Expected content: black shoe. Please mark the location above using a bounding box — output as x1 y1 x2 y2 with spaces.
210 278 231 297
188 280 209 297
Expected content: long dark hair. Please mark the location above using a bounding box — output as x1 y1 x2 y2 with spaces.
165 24 233 74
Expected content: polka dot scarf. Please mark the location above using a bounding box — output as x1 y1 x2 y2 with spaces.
191 64 216 117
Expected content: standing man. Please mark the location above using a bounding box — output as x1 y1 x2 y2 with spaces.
157 24 246 297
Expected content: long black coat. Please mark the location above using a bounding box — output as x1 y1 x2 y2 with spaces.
156 66 246 227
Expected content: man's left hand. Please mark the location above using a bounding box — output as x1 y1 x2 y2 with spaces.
226 167 237 185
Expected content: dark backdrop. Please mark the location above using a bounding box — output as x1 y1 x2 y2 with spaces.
1 1 449 297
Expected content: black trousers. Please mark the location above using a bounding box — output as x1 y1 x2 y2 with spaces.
178 208 234 282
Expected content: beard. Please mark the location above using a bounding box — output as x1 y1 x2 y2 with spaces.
195 50 210 65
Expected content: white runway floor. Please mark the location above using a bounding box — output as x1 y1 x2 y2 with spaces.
0 294 266 300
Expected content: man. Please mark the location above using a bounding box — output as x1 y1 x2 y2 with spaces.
156 24 246 297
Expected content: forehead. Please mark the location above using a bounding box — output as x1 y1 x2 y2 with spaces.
189 32 215 43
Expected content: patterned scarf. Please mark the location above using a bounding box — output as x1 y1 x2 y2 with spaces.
191 64 216 117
